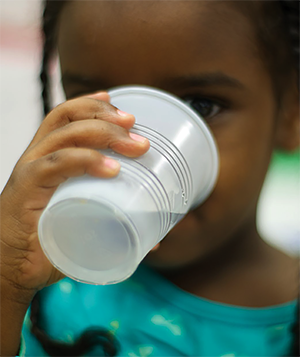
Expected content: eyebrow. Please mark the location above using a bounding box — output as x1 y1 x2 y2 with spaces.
62 71 246 91
166 72 246 91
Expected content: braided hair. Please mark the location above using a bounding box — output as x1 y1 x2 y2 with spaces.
30 290 119 356
40 1 65 116
280 0 300 357
279 0 299 72
35 0 299 356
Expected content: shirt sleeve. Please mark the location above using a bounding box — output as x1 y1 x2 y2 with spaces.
16 335 26 357
19 307 49 356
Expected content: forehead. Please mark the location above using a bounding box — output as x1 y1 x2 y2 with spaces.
57 0 262 86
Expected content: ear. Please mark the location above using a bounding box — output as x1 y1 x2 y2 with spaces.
275 78 299 151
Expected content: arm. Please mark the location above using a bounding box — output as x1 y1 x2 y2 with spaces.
0 92 148 356
0 279 34 357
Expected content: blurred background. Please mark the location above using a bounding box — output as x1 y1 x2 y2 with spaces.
1 0 299 256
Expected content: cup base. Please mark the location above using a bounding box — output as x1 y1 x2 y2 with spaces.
38 197 141 285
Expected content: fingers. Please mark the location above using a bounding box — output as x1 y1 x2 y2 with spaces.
25 120 150 160
24 148 121 189
11 148 122 210
150 243 161 252
84 91 110 102
14 91 150 208
30 94 135 146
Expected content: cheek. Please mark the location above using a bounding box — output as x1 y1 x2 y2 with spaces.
221 115 274 188
205 100 276 224
147 102 277 267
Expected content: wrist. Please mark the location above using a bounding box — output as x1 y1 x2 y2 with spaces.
0 277 32 357
1 275 36 307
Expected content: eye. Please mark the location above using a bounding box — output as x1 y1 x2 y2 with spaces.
183 96 222 120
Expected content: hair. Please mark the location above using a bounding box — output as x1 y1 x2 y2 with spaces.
34 0 299 356
238 0 299 107
30 291 119 356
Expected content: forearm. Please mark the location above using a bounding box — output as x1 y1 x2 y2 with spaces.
0 278 35 357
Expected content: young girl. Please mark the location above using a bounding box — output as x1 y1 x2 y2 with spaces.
1 1 299 356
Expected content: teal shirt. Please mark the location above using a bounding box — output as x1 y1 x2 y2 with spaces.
20 264 297 356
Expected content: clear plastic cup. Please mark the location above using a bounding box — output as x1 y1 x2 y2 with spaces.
38 86 219 285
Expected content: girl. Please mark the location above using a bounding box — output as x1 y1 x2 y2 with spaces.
1 0 299 356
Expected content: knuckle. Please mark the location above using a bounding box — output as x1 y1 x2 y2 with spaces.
109 140 127 152
69 97 110 119
56 102 75 126
31 152 62 179
44 98 118 133
45 152 60 164
91 101 113 119
45 100 80 128
96 121 121 142
78 99 113 121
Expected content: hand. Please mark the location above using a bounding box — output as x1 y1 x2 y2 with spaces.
0 92 150 299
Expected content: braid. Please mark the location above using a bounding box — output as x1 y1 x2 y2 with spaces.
40 0 65 116
278 4 299 354
279 0 299 83
290 299 299 356
278 2 299 355
30 292 119 356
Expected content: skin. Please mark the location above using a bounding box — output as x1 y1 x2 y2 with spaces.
0 2 299 355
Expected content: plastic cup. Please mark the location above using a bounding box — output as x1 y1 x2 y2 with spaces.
38 86 219 285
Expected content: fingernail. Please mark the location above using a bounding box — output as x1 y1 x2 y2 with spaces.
151 243 160 252
117 109 132 117
103 158 120 170
129 132 147 143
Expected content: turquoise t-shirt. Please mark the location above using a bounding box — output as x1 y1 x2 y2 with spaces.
20 264 297 357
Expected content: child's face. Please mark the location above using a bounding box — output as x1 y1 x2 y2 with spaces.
58 1 283 269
